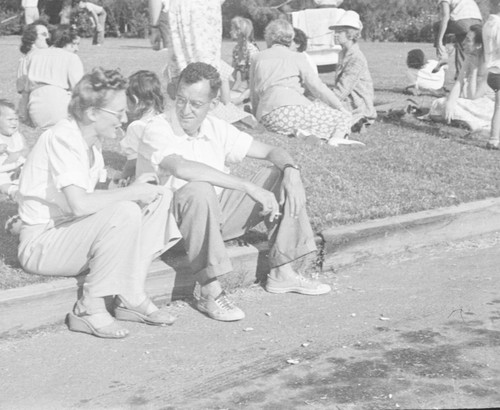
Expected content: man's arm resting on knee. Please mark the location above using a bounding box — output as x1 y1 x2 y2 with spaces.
160 154 280 220
245 140 306 219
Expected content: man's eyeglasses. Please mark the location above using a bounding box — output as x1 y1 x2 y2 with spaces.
96 107 127 121
175 95 211 110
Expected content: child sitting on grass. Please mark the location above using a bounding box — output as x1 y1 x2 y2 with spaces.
405 48 447 96
117 70 164 184
0 99 28 200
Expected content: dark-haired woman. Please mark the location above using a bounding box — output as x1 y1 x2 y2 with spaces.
26 25 84 129
429 25 494 133
16 20 49 125
17 68 179 339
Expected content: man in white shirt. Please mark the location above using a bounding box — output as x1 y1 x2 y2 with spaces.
434 0 483 78
22 0 39 25
138 62 331 322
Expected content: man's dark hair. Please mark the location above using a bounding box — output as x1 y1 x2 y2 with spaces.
178 62 222 98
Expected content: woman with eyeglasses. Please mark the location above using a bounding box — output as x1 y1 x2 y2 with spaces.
16 68 179 339
25 25 84 130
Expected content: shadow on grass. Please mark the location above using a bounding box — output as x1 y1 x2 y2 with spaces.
379 114 489 150
119 45 156 50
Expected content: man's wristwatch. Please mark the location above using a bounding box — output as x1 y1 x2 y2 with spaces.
282 163 301 172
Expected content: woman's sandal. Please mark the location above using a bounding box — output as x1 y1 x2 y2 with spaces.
67 310 129 339
114 296 176 326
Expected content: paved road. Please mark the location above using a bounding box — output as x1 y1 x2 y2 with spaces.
2 234 500 410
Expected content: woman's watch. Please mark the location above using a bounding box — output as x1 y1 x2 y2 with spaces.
283 163 301 172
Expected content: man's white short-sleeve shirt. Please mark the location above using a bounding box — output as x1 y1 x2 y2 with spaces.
19 119 105 225
438 0 482 21
137 109 253 194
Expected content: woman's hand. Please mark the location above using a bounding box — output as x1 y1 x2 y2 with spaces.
132 173 163 206
444 99 456 123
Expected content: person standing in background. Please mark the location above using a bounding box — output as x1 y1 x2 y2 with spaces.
78 1 107 46
22 0 40 25
150 0 226 96
484 0 500 149
434 0 483 78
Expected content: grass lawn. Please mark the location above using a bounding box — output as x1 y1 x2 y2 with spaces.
1 36 499 289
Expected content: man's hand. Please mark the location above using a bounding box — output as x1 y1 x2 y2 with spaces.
280 168 306 219
246 183 280 222
436 43 448 61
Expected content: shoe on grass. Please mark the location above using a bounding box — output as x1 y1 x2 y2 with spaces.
197 291 245 322
266 274 331 295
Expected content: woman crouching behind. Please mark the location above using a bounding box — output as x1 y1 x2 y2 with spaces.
17 68 178 339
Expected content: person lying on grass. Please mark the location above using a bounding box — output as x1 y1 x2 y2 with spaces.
136 62 332 323
16 67 180 339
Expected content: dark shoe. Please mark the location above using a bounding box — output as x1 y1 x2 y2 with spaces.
197 291 245 321
486 141 500 150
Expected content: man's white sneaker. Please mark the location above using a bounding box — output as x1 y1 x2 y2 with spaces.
197 291 245 321
266 274 331 295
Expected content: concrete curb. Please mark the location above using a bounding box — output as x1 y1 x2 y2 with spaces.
3 197 500 336
321 197 500 269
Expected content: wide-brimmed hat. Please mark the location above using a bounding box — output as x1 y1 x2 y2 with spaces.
328 10 363 31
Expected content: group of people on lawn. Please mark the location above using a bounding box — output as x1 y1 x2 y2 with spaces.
2 0 500 339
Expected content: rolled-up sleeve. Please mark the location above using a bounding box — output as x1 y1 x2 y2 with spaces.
222 122 253 163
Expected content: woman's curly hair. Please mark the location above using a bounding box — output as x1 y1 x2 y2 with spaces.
264 19 294 48
69 67 128 121
20 20 48 55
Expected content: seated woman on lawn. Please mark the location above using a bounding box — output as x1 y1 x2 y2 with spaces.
17 67 179 339
329 11 377 132
429 24 494 134
26 24 84 129
250 19 351 145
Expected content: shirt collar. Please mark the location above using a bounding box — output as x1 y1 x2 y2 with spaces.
166 107 214 141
